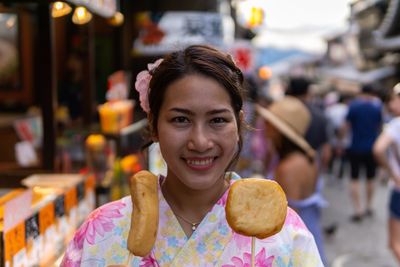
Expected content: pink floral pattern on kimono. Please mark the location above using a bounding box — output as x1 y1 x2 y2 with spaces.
74 201 126 247
285 208 308 230
232 232 251 250
140 252 160 267
222 248 274 267
61 201 126 266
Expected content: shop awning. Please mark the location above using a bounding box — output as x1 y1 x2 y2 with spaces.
373 35 400 50
319 64 396 84
373 0 400 50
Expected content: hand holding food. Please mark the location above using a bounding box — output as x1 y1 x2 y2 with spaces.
127 170 159 257
225 178 287 239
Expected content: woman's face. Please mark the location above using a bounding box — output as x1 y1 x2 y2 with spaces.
155 74 240 190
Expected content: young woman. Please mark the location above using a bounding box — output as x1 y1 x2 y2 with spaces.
61 45 323 266
373 83 400 263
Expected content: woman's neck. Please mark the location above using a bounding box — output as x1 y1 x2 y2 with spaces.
161 175 229 221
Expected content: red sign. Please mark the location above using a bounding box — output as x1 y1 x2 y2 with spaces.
230 41 255 74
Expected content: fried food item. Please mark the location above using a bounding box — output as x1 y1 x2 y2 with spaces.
225 178 287 239
127 170 159 257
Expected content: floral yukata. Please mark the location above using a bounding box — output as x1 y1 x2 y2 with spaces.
61 173 324 267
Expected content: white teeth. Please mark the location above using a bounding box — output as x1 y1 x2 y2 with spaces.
187 158 213 166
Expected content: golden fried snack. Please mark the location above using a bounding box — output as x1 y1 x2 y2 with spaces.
127 170 159 257
225 178 287 239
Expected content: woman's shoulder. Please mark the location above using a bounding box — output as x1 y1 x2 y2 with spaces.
275 207 324 265
61 197 133 266
95 196 132 214
276 153 316 177
282 207 309 232
76 197 132 245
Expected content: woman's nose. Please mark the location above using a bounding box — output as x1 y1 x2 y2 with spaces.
187 125 213 152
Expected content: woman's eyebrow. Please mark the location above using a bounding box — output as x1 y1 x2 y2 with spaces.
168 108 231 116
207 109 231 115
168 107 193 115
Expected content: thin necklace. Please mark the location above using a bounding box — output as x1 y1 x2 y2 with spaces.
161 179 202 232
174 212 202 231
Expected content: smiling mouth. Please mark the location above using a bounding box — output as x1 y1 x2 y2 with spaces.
185 157 215 169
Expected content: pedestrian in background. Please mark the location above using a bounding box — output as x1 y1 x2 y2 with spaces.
345 83 383 222
256 96 327 265
373 83 400 263
286 77 332 172
325 92 351 180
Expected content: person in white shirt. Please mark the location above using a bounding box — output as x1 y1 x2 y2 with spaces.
373 83 400 263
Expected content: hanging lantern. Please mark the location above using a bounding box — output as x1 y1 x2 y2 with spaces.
108 11 124 26
51 1 72 18
72 6 93 25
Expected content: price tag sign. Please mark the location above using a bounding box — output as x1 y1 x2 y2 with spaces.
85 174 95 194
39 202 55 234
64 187 77 214
4 222 26 261
4 189 32 232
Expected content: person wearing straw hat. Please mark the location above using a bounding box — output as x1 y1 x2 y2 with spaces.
256 96 327 264
373 83 400 263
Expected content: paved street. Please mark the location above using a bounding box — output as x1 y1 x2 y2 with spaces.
322 174 398 267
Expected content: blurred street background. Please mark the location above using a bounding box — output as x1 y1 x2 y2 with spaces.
2 0 400 266
322 174 398 267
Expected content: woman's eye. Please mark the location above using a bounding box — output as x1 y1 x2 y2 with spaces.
210 117 227 124
172 116 189 123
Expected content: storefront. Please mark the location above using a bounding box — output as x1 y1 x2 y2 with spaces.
0 1 145 265
0 0 127 181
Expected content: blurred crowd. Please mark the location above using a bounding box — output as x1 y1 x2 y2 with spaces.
235 74 400 265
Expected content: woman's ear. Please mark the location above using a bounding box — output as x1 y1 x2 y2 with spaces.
152 133 159 142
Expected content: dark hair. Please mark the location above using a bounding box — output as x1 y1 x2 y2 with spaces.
147 45 245 169
276 135 314 163
361 83 375 94
286 77 311 96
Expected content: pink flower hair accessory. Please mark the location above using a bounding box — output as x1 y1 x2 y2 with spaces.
135 58 163 113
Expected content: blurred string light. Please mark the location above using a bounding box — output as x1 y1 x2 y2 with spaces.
234 0 266 30
107 5 125 27
72 6 92 25
258 65 272 80
107 11 124 26
51 1 72 18
108 0 124 26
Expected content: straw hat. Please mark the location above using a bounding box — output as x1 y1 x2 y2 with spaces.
255 96 315 158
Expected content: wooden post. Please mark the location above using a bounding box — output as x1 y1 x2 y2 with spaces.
37 2 57 171
82 21 96 125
